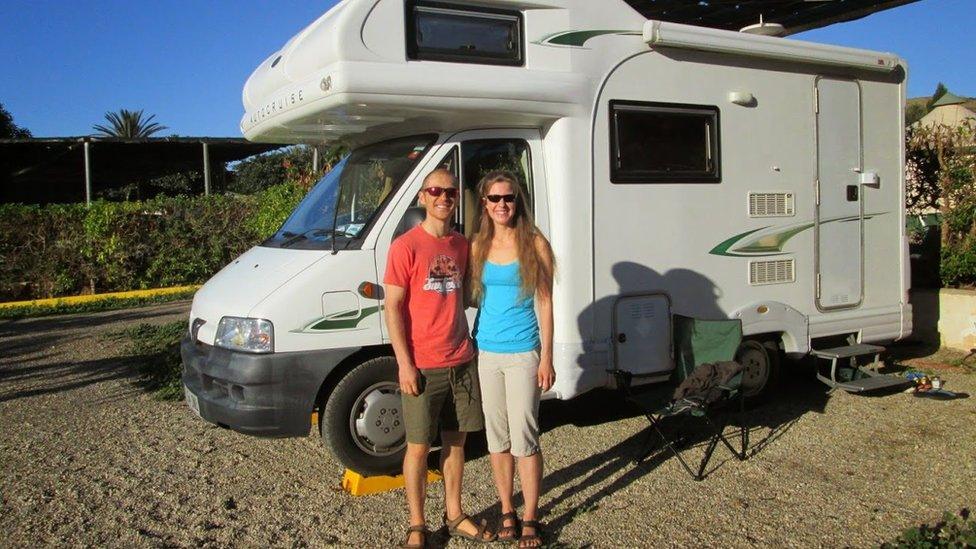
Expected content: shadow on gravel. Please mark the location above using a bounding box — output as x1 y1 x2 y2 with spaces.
0 301 190 365
0 300 189 336
0 355 136 403
474 362 834 546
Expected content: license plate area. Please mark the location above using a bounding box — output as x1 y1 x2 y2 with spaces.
184 386 201 417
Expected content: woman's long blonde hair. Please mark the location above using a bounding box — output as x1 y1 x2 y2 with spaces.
468 171 554 305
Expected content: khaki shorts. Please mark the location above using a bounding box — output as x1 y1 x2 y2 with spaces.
402 359 485 445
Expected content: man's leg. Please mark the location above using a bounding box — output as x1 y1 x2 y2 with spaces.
403 442 430 545
440 429 467 522
441 430 493 540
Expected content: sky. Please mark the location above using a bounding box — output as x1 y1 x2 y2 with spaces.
0 0 972 138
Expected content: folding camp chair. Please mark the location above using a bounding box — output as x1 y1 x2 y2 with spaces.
612 314 749 481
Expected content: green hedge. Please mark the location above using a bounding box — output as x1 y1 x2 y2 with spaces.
0 184 305 302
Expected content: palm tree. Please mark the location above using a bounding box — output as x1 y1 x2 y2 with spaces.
92 109 167 138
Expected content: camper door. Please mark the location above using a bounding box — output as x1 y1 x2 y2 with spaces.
815 78 864 310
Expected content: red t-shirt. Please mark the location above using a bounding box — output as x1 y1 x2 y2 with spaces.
383 225 474 369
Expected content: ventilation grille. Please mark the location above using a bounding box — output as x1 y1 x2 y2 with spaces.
749 259 795 285
748 192 795 217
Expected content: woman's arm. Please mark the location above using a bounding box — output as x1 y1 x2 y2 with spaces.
535 235 555 391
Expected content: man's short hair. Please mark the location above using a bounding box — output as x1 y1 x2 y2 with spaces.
422 169 458 188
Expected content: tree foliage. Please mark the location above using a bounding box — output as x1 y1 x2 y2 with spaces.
92 109 168 138
926 82 949 112
229 144 346 194
907 119 976 287
0 102 32 138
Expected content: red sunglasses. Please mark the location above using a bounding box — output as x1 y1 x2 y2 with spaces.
421 186 458 199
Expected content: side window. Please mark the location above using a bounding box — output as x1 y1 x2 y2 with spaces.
460 139 532 237
609 100 720 183
406 1 523 66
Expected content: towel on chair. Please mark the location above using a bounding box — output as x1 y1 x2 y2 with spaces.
672 361 744 404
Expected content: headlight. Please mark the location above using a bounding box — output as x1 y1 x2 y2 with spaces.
215 317 274 353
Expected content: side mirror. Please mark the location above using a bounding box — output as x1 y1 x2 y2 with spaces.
394 206 426 239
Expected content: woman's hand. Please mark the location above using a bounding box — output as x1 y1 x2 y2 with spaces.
537 356 555 392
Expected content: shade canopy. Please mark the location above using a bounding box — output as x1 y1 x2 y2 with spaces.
0 137 282 204
622 0 918 35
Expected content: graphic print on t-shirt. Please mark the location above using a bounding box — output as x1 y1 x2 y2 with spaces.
423 254 461 295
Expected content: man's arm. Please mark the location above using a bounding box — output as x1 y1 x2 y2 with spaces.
384 284 420 396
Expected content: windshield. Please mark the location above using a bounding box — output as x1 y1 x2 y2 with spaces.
264 135 436 249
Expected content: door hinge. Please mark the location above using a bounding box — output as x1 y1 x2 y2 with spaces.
816 273 822 299
815 179 821 206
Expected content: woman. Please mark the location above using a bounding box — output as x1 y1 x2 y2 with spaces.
469 170 555 548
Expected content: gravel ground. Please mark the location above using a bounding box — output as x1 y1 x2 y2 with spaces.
1 302 974 548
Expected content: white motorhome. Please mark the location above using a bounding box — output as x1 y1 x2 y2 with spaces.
181 0 912 474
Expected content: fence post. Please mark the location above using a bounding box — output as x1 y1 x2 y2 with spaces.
83 139 92 207
202 141 211 196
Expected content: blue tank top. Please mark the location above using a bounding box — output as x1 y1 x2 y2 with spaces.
473 261 539 353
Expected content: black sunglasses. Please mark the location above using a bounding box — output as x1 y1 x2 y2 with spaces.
421 186 458 198
485 194 516 203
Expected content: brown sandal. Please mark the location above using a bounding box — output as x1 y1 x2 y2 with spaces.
400 524 429 549
518 520 543 548
443 512 496 543
496 511 521 543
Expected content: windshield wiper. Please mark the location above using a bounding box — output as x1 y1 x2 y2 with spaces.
280 228 355 248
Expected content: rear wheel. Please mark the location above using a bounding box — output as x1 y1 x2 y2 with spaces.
736 339 781 400
322 356 405 475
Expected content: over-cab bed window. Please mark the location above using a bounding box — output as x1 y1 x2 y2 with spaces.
406 1 523 66
610 100 721 184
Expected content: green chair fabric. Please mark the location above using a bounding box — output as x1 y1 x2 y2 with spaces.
614 314 749 480
672 314 743 380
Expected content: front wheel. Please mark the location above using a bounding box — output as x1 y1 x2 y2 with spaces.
321 356 405 475
736 339 781 401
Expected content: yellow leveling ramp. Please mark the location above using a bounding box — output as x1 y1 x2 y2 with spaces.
342 469 443 496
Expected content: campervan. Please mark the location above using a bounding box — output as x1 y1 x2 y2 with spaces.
181 0 912 474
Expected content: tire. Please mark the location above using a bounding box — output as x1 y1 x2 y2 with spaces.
321 356 405 475
736 339 781 401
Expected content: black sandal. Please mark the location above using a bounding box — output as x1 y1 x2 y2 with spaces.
496 511 521 543
400 524 429 549
518 520 543 548
443 512 496 543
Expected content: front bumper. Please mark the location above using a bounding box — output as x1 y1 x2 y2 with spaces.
180 334 359 437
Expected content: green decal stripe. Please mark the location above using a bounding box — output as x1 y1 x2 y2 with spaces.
733 223 813 254
709 226 768 257
307 305 382 331
710 212 888 258
538 30 640 47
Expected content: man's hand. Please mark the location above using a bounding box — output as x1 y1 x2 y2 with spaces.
399 364 421 396
537 357 555 392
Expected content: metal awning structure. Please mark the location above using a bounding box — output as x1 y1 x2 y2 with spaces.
0 137 282 205
622 0 919 35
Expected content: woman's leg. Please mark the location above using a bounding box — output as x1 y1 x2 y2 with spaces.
503 351 542 531
517 451 543 522
490 451 516 515
478 352 516 516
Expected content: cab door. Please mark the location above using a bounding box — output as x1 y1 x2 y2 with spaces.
373 129 547 339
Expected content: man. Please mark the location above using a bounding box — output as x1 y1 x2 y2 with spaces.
384 169 495 548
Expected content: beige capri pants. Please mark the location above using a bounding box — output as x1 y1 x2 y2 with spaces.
477 349 542 457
